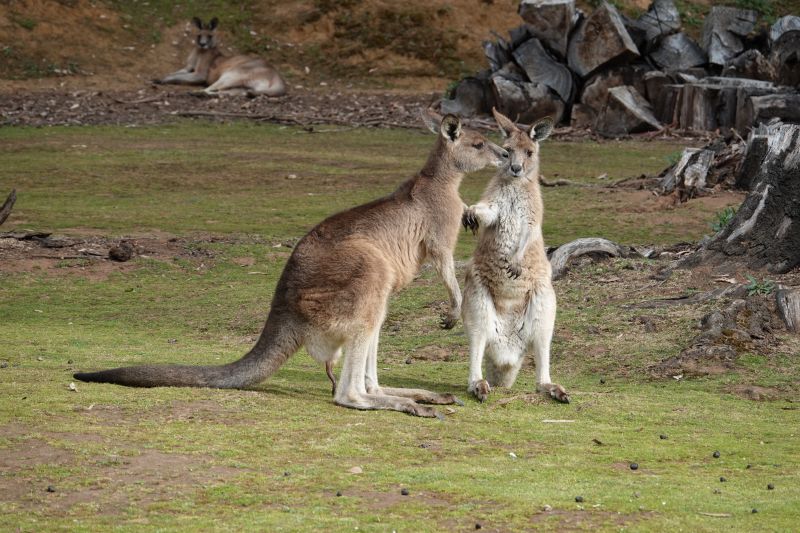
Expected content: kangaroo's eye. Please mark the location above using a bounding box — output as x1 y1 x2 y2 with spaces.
473 142 485 149
526 150 533 157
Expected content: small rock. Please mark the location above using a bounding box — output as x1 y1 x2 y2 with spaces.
767 483 774 490
720 476 727 482
336 491 342 497
509 452 517 459
659 434 668 440
542 504 552 512
68 382 77 392
46 485 56 493
283 471 290 477
0 361 7 368
67 359 73 365
752 508 758 513
405 358 413 364
630 463 639 471
713 451 720 458
400 488 409 496
475 523 482 530
348 466 363 474
599 378 606 384
37 356 44 361
167 339 178 344
746 464 752 469
575 496 584 503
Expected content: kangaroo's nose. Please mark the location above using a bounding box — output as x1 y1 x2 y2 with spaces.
511 164 522 174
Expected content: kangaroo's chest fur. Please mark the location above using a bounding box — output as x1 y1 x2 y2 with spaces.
473 178 550 312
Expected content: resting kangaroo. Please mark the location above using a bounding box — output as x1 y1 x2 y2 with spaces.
156 17 286 96
461 109 569 404
75 112 509 418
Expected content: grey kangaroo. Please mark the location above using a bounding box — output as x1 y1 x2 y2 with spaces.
461 108 569 404
75 112 509 418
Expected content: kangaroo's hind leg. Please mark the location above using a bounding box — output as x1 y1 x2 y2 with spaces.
364 324 461 406
334 329 442 418
462 269 495 402
525 283 569 403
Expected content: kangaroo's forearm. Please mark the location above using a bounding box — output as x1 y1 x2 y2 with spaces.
160 71 207 85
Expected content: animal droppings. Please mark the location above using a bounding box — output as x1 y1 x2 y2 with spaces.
659 434 668 440
713 451 720 458
767 483 775 490
400 488 409 496
630 463 639 470
575 496 584 503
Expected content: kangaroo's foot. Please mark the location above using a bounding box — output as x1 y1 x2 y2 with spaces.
468 379 491 402
538 383 570 404
334 392 442 419
378 386 463 406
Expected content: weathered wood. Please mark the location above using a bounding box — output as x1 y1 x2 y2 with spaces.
634 0 681 43
658 148 715 198
722 49 776 81
441 77 493 117
482 39 512 71
775 287 800 332
653 83 682 124
673 78 780 132
701 6 758 66
509 25 532 49
548 237 629 280
567 1 639 78
739 93 800 132
650 33 707 71
580 65 650 115
512 38 574 102
770 29 800 87
0 189 16 227
769 15 800 45
643 71 673 120
735 124 769 190
518 0 576 58
569 103 596 129
490 77 565 124
700 122 800 273
595 85 661 137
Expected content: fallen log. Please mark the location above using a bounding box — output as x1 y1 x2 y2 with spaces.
0 189 15 227
548 237 631 280
567 1 639 78
739 93 800 132
518 0 576 58
701 6 758 66
632 0 681 44
658 148 715 198
770 28 800 87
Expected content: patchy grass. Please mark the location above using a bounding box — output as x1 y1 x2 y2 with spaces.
1 123 798 531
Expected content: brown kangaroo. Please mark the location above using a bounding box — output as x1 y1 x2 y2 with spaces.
155 17 286 96
74 112 509 418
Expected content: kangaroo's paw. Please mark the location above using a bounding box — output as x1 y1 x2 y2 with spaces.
468 379 491 402
506 262 522 279
539 383 570 404
462 206 479 234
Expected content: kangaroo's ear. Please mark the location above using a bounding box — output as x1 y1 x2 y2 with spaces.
208 17 219 30
192 17 203 30
530 117 554 142
440 114 462 142
420 108 442 135
492 107 517 138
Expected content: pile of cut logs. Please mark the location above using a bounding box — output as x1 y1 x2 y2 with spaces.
441 0 800 136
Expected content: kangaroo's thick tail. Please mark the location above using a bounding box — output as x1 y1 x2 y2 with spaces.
74 312 302 389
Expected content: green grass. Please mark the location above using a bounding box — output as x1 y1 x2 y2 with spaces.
1 123 798 531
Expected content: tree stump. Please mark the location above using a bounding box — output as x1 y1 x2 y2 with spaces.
739 93 800 133
567 1 639 78
694 122 800 273
658 148 715 198
775 287 800 332
770 28 800 87
518 0 576 58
